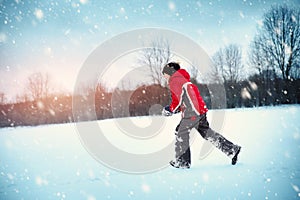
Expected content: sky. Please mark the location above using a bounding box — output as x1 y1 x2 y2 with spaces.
0 0 300 101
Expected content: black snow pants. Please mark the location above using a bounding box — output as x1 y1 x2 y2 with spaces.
175 114 238 164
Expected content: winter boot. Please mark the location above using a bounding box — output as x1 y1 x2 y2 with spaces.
232 146 241 165
169 160 190 169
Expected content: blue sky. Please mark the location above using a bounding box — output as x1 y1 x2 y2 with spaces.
0 0 300 100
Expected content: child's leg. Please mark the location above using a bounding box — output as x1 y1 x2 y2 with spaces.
174 123 191 164
197 114 240 158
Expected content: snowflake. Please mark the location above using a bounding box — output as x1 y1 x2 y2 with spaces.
239 11 245 19
80 0 88 5
7 173 14 180
241 88 251 100
249 81 258 91
34 9 44 20
202 172 209 183
120 7 126 14
168 1 176 11
35 176 48 186
37 101 44 109
141 183 151 193
256 20 263 27
87 195 96 200
49 109 55 116
0 32 7 43
293 133 300 140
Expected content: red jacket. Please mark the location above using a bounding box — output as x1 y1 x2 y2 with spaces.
168 69 208 116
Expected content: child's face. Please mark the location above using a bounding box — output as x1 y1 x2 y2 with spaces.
163 73 170 81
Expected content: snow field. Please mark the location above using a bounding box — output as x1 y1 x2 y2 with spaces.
0 105 299 199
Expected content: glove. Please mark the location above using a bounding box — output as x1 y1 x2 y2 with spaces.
162 105 173 116
173 107 181 114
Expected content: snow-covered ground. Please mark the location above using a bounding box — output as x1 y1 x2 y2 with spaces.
0 105 300 199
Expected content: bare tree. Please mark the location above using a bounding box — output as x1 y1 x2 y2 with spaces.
249 36 277 84
224 44 244 83
255 5 300 80
0 92 5 104
291 63 300 78
138 38 172 85
27 72 51 101
210 44 243 84
210 44 244 107
249 36 266 74
249 35 279 105
210 48 225 84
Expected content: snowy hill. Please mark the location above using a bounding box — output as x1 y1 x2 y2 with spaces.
0 105 300 199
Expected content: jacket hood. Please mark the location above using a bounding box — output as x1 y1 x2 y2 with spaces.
170 69 191 82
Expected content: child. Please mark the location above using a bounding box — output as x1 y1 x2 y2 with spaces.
162 62 241 169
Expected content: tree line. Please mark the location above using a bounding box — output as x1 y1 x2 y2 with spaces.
1 76 298 128
0 4 299 127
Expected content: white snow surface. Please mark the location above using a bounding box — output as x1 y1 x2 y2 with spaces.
1 105 300 199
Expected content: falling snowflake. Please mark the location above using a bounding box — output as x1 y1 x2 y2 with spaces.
241 88 251 99
249 81 258 91
87 195 96 200
34 9 44 20
293 133 300 140
239 11 245 19
48 109 55 116
0 32 7 43
79 0 88 4
44 47 53 57
202 172 209 183
141 183 151 193
168 1 176 11
256 19 263 27
37 101 44 109
35 176 48 186
284 44 292 55
120 7 126 14
7 173 14 180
